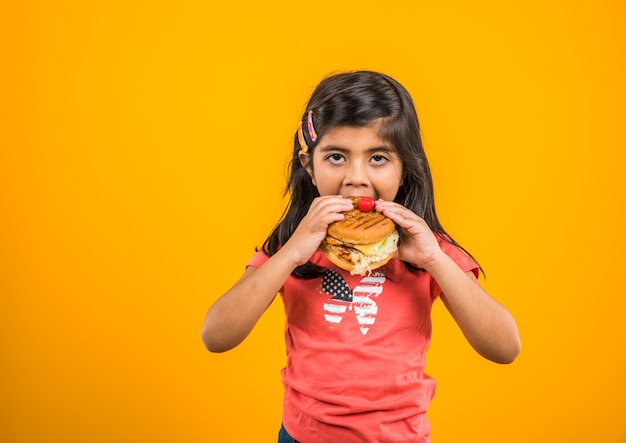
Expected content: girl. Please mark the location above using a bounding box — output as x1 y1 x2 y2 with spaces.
202 70 520 443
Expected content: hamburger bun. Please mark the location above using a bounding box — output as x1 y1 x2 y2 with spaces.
322 197 399 275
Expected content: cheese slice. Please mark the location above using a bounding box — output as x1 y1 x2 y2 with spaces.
352 239 386 255
351 231 399 256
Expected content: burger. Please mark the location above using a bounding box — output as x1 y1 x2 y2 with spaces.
322 197 399 275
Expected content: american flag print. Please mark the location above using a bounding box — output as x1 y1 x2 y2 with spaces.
321 269 386 335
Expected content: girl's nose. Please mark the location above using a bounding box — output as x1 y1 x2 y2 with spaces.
344 162 369 188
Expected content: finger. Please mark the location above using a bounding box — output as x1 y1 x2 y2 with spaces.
312 195 354 213
306 196 354 229
377 204 421 226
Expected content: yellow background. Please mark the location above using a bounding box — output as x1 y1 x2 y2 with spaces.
1 1 625 442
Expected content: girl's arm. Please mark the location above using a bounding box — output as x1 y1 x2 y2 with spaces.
201 196 354 353
425 255 521 364
201 249 298 353
376 200 521 364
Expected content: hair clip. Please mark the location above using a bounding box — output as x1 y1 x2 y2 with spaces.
307 110 318 142
297 122 309 153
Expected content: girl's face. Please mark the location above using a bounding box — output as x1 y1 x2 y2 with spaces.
300 122 403 201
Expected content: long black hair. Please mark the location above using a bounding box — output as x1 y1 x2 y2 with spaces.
263 70 481 278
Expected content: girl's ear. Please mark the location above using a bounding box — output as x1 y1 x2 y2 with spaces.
298 150 316 186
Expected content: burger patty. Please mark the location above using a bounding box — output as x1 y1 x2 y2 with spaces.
324 241 355 262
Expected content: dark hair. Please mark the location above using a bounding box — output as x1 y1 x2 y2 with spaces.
263 70 481 278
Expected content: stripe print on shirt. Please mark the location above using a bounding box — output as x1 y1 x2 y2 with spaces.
321 269 386 335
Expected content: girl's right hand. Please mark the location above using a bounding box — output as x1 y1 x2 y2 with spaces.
281 195 354 266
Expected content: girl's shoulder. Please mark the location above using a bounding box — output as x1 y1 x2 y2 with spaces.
246 249 331 269
246 248 269 268
436 236 479 276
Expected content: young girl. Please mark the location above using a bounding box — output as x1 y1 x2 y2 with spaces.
202 70 520 443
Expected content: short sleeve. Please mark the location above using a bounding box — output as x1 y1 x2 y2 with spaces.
430 239 480 299
246 249 270 268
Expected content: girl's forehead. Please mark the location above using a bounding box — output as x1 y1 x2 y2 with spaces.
318 124 392 148
324 119 383 135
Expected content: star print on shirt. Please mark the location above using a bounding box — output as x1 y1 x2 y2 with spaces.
323 269 353 302
321 269 386 335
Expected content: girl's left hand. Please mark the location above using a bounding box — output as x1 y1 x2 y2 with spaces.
375 200 443 269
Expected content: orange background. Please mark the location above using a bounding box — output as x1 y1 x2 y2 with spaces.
1 1 625 442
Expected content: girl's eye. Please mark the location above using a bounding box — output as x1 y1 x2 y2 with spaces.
327 153 345 165
371 154 388 165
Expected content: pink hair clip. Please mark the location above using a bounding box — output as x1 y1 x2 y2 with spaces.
297 110 318 153
307 110 318 142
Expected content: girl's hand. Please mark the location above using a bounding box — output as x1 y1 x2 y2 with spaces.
282 195 354 266
375 200 443 269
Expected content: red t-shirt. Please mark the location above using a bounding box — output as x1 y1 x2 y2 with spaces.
247 240 478 443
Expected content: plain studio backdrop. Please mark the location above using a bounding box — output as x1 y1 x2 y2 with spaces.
1 1 625 442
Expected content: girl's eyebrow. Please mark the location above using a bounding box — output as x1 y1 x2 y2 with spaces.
317 145 397 153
